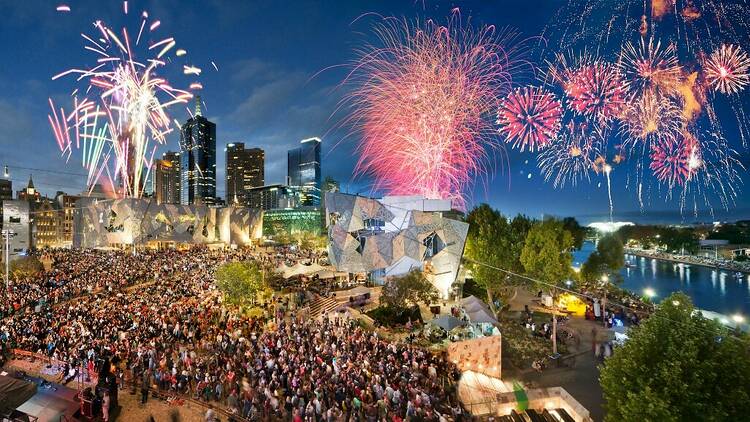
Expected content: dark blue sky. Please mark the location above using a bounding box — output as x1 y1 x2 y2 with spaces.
1 0 748 224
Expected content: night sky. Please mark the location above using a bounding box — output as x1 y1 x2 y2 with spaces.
1 0 748 224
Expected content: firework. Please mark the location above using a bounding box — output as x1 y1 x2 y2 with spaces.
344 13 527 208
620 92 684 148
537 122 601 188
48 7 193 197
618 38 682 100
565 60 626 123
497 86 562 152
649 136 695 188
704 44 750 95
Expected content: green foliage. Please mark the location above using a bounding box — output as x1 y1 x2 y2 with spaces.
380 270 438 309
520 219 574 293
465 204 532 307
582 235 625 283
600 293 750 422
215 261 267 307
562 217 586 250
367 305 422 327
617 225 699 253
10 256 44 280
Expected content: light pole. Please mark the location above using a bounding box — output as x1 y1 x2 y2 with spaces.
601 274 609 327
2 229 17 288
643 287 656 311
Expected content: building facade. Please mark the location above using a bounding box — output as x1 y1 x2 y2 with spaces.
263 208 323 239
73 198 262 248
34 198 60 248
55 192 80 247
0 178 11 230
245 184 301 211
287 138 321 207
180 98 217 206
154 151 181 205
226 143 264 205
17 175 41 204
2 200 31 261
325 193 468 299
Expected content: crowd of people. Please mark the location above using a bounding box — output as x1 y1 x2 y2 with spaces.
0 246 464 421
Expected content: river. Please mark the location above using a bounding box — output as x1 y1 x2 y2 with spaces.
573 242 750 316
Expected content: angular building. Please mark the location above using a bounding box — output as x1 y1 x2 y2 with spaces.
226 143 264 205
73 198 262 248
287 137 321 207
2 200 31 261
180 97 216 206
154 151 181 205
325 193 468 299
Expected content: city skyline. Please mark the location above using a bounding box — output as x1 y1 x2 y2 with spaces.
1 0 749 224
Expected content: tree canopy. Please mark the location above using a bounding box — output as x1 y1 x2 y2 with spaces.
520 219 574 293
581 235 625 283
600 293 750 421
9 256 44 280
215 261 267 307
380 270 438 309
465 204 532 309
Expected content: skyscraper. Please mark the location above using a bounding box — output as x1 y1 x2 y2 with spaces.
154 151 181 204
287 137 321 207
226 143 264 205
179 97 217 205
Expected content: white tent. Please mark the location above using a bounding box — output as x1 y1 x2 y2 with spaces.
340 285 371 298
465 307 498 325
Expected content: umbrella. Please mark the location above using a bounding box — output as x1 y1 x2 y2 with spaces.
466 307 498 325
429 315 466 331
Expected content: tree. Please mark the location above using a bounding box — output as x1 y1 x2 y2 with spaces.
562 217 586 250
465 204 532 314
600 293 750 421
215 261 266 307
581 235 625 283
380 270 438 309
520 219 574 353
10 256 44 280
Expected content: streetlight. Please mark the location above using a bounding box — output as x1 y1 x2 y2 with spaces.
732 314 745 324
643 287 656 298
601 274 610 327
3 165 8 178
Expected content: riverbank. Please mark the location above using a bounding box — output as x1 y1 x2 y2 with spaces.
624 248 750 275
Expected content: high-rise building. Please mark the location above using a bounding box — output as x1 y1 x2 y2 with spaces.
245 184 300 210
154 151 181 204
226 143 264 205
180 97 216 205
287 137 321 207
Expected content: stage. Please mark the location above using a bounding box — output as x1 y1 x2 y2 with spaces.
1 368 81 422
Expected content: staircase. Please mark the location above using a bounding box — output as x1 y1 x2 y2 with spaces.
309 296 340 318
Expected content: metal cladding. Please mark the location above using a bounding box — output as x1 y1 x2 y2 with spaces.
324 192 468 297
73 198 262 247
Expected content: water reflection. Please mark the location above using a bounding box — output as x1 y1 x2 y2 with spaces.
574 242 750 315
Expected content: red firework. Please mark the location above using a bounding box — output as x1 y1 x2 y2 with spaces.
344 13 526 208
497 86 562 152
703 44 750 94
565 61 626 123
649 134 699 187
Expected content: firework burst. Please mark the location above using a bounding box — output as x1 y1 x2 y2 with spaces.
497 86 562 152
344 13 527 208
537 122 601 188
565 60 626 124
649 135 695 188
703 44 750 95
48 8 193 198
620 92 684 148
618 37 683 99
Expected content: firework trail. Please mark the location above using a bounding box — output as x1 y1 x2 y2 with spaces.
497 86 562 152
48 5 194 198
343 11 529 209
537 122 601 188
